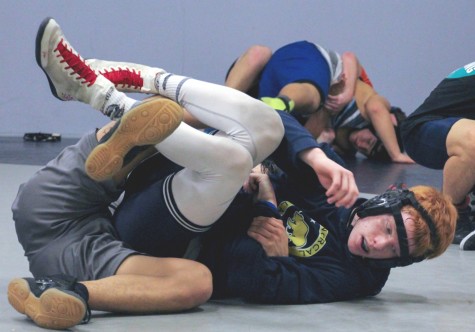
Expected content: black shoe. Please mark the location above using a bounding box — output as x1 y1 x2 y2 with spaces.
469 189 475 214
8 274 90 330
460 230 475 250
453 206 475 244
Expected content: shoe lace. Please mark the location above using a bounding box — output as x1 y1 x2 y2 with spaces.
35 275 91 325
55 39 97 87
100 67 143 89
35 277 56 291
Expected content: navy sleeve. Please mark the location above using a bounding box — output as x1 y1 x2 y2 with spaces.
252 200 281 218
271 111 322 166
222 236 385 304
271 111 346 172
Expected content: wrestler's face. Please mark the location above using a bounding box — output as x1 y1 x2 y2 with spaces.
347 212 415 259
348 129 378 156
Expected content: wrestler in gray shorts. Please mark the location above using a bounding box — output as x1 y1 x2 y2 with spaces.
12 131 138 280
12 75 285 281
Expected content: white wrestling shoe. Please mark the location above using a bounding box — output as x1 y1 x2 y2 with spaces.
35 17 123 118
86 59 165 94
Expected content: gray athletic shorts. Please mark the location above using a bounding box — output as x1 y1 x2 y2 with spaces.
11 131 140 281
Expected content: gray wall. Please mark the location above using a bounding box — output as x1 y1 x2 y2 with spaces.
1 0 473 138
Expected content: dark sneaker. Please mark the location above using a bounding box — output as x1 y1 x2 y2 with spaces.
460 230 475 250
469 189 475 215
85 96 183 182
453 206 475 244
8 274 90 330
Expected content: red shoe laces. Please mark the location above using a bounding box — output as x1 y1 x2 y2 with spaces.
100 68 143 89
55 39 97 87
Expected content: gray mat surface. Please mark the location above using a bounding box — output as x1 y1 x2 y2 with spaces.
0 142 472 332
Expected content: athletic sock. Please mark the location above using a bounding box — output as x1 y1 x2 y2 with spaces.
155 73 190 103
103 89 138 118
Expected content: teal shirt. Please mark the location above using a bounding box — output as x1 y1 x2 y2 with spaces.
447 61 475 79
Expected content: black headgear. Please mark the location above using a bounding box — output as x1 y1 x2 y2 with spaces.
347 185 437 269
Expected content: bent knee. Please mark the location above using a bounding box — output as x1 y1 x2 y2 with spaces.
247 104 284 163
248 97 284 135
225 145 254 180
179 264 213 309
447 119 475 157
244 45 272 69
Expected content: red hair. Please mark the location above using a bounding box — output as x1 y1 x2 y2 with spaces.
403 186 457 259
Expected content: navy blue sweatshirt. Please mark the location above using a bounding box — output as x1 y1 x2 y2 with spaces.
198 111 390 303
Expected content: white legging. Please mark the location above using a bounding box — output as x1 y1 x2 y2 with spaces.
155 74 284 226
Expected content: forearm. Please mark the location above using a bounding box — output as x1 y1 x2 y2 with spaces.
340 52 360 102
271 111 322 166
372 118 401 159
298 147 327 172
366 102 402 160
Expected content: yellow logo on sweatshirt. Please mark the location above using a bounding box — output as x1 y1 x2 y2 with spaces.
279 201 328 257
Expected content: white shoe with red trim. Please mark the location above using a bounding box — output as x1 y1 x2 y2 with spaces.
35 17 118 116
86 59 165 94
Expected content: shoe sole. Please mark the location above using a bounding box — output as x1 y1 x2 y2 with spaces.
85 97 183 181
35 17 63 101
8 278 86 330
